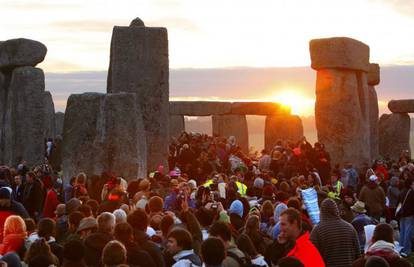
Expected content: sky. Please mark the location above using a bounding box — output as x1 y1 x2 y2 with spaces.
2 0 414 115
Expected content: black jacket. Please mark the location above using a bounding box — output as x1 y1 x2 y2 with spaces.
133 230 166 267
83 231 113 267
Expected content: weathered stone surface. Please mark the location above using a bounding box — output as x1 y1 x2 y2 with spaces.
265 115 304 151
315 69 371 167
62 92 147 182
0 71 5 163
130 17 145 27
231 102 288 115
379 113 410 160
107 25 169 172
55 112 65 136
212 115 249 153
43 91 56 139
0 38 47 69
169 115 185 139
388 100 414 113
310 37 370 72
170 101 232 116
368 86 379 160
367 63 380 86
3 67 46 166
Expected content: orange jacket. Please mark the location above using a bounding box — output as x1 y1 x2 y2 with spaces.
287 232 325 267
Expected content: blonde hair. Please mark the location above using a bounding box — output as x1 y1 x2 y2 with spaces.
4 215 26 236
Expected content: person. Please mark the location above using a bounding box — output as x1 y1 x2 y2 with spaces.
83 212 115 266
201 237 226 267
352 223 411 267
62 240 88 267
258 149 272 172
358 175 386 220
127 209 166 267
166 228 202 267
397 178 414 257
0 215 27 257
102 240 127 267
236 234 268 267
386 177 400 221
350 201 376 252
310 199 360 266
28 218 63 263
22 171 44 219
11 174 25 203
279 208 325 267
24 238 59 266
209 221 246 267
114 222 156 267
42 179 62 219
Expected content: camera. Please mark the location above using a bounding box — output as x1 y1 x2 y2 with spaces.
211 203 218 209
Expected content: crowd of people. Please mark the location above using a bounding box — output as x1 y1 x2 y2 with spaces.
0 131 413 267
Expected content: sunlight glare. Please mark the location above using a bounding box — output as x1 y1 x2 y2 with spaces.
270 90 315 116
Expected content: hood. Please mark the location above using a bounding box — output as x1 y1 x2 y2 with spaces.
320 198 340 221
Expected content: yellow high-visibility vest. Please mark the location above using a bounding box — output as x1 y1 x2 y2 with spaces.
236 181 247 196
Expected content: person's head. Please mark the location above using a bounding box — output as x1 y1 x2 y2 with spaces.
148 196 164 213
26 171 36 183
372 223 394 244
78 204 92 218
97 212 116 234
14 175 22 186
77 172 87 185
77 217 98 238
261 200 274 218
245 215 260 234
0 188 11 208
68 211 85 232
279 208 302 241
365 256 390 267
209 221 232 244
113 209 127 224
287 197 301 211
86 199 99 217
102 240 127 267
4 215 26 236
55 203 66 218
166 228 193 255
127 209 148 232
63 240 85 263
114 222 134 244
236 234 258 258
24 218 36 234
201 237 226 266
160 214 175 237
25 238 54 264
38 218 56 240
277 256 305 267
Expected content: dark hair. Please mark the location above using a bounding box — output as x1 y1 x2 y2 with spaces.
38 218 55 239
236 234 257 258
372 223 394 243
201 237 226 265
160 215 174 236
168 228 193 250
280 208 302 230
24 218 36 233
102 240 127 266
209 221 232 242
68 211 85 229
77 204 92 217
114 222 133 244
195 208 214 227
86 199 99 216
63 240 85 261
287 197 301 211
127 209 148 231
278 256 305 267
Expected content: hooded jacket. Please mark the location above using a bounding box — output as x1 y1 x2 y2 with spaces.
358 182 386 218
310 199 360 267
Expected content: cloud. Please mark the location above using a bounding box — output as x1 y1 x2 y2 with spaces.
49 20 125 33
1 0 80 10
371 0 414 17
147 17 199 32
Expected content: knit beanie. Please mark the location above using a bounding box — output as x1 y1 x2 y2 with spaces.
148 196 164 213
229 200 244 218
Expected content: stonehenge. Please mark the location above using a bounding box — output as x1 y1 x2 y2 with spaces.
310 37 374 167
368 64 380 160
62 93 147 181
379 113 410 159
107 19 169 172
265 115 304 151
212 114 249 152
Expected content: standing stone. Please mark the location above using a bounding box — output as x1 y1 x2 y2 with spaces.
170 115 185 139
368 63 380 160
265 115 304 151
62 93 147 182
212 115 249 153
43 91 56 139
379 113 410 160
55 112 65 136
3 67 46 166
107 19 169 172
0 38 47 69
0 71 5 163
310 37 371 167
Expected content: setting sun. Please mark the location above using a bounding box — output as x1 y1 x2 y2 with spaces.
270 90 315 116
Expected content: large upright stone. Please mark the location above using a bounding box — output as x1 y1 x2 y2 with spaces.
212 115 249 153
43 91 56 139
265 115 304 151
62 93 147 182
0 38 47 69
107 20 169 172
310 37 371 167
3 67 46 166
367 63 380 86
55 112 65 136
379 113 410 160
0 71 5 162
170 115 185 139
368 63 380 160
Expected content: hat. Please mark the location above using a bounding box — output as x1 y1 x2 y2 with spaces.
77 217 98 233
351 201 367 214
228 200 244 218
0 187 11 200
369 175 378 182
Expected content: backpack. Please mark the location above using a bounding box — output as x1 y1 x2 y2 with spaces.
226 251 263 267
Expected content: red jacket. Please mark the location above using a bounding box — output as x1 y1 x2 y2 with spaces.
287 232 325 267
0 233 26 255
42 189 60 219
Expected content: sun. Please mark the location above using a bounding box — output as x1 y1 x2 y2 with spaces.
270 90 315 116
